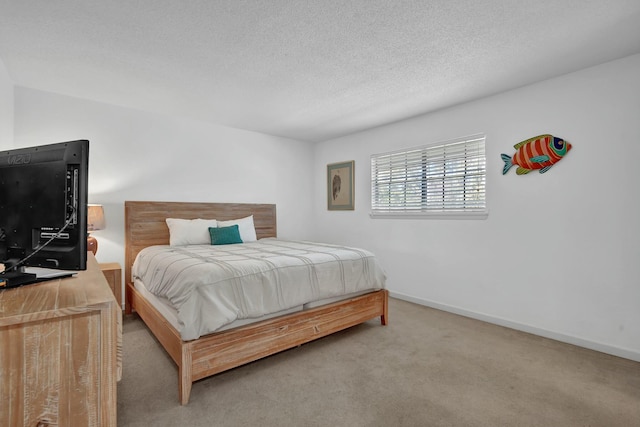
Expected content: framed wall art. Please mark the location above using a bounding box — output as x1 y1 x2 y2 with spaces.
327 160 354 210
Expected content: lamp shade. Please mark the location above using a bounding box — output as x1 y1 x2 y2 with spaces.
87 204 106 231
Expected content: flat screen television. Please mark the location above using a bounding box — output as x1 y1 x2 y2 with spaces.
0 140 89 288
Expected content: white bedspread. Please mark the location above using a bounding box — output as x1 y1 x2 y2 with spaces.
132 239 386 340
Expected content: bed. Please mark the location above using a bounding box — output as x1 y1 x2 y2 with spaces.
124 201 388 405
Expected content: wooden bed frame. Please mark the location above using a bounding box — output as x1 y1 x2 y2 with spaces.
124 201 388 405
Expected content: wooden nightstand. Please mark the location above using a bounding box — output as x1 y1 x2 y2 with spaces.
100 262 122 308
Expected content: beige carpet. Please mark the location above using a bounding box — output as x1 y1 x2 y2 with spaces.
117 298 640 426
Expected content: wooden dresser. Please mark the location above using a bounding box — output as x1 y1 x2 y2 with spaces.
0 254 122 427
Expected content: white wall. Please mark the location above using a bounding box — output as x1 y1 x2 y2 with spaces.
313 54 640 361
10 54 639 361
0 57 13 146
13 88 315 275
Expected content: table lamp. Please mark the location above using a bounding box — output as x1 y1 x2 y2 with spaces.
87 204 106 255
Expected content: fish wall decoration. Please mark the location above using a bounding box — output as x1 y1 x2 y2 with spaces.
501 134 572 175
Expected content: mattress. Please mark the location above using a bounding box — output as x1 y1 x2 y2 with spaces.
133 278 303 334
132 238 386 340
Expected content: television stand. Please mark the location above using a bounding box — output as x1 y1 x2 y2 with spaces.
0 254 121 426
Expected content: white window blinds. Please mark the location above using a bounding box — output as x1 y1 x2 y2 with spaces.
370 135 487 218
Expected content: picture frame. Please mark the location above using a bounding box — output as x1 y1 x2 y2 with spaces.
327 160 355 210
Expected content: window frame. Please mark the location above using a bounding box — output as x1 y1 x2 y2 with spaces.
370 134 488 219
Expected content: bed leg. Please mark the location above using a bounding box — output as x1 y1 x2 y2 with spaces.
380 289 389 325
124 282 133 314
178 346 193 405
179 372 192 406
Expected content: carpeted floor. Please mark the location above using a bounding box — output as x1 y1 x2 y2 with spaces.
117 298 640 426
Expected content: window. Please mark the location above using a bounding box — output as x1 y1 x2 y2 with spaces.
370 134 487 219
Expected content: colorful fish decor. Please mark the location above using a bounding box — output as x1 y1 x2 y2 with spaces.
501 134 571 175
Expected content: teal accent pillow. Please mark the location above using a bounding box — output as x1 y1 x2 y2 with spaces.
209 225 243 245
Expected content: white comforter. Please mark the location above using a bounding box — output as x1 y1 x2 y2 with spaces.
132 239 386 340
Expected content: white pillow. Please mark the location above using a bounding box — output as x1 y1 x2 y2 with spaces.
217 215 257 242
166 218 218 246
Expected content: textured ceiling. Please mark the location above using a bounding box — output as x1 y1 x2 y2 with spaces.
1 0 639 142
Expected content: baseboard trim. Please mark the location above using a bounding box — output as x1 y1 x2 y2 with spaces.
390 291 640 363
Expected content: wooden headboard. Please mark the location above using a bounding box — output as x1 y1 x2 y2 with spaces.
124 201 277 287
